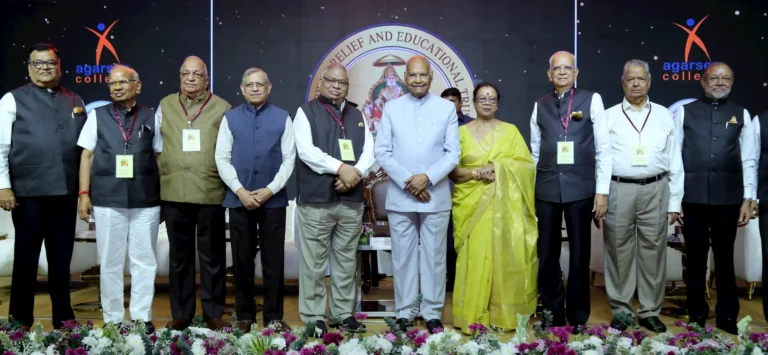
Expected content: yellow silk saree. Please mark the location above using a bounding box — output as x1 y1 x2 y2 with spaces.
451 122 538 333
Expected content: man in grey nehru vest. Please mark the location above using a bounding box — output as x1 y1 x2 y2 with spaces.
294 63 375 335
0 43 86 330
215 68 295 332
675 62 756 334
76 65 160 334
530 51 609 331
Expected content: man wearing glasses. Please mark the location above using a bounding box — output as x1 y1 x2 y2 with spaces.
530 51 608 333
293 63 374 335
156 56 232 330
0 43 86 331
674 62 756 334
215 68 295 332
75 65 160 334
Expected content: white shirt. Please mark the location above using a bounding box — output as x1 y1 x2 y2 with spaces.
293 101 375 177
0 91 86 189
604 97 684 212
529 90 611 194
673 104 757 200
214 113 296 195
76 104 163 153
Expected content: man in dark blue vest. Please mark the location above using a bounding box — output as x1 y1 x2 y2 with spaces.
529 51 609 331
0 43 86 330
215 68 295 332
294 64 375 335
674 62 756 334
440 87 473 292
75 65 160 334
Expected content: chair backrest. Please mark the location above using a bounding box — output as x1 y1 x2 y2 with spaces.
364 169 389 224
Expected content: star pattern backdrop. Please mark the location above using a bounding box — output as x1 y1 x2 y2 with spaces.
576 0 768 115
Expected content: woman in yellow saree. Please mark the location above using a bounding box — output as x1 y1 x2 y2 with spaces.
449 83 538 333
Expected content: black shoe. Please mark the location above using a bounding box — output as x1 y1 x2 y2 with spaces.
638 316 667 333
716 318 738 335
395 318 411 333
426 319 444 334
143 321 156 335
610 317 635 331
551 313 567 327
570 324 586 334
311 321 328 337
688 316 706 328
330 316 367 333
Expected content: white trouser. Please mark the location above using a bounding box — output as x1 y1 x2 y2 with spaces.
93 206 160 323
388 210 450 320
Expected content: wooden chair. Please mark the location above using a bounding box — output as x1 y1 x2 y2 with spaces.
361 169 390 293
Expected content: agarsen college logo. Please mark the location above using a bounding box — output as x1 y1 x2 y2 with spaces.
662 15 714 81
75 20 123 84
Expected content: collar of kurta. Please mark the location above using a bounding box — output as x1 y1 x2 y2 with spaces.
553 86 575 99
700 95 729 106
182 90 211 104
622 96 651 112
407 92 431 104
245 101 270 114
318 94 347 111
113 101 138 116
30 82 60 95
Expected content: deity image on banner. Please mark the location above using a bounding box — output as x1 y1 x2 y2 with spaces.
361 55 409 135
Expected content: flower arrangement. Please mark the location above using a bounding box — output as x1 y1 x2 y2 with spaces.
0 312 765 354
359 224 374 245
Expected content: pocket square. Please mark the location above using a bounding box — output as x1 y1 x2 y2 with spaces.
728 116 738 124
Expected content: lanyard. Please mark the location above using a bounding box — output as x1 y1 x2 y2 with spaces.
559 88 575 139
321 102 345 138
621 103 652 144
178 93 213 128
113 103 139 154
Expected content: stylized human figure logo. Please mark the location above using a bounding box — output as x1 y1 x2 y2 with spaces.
636 148 644 156
343 143 350 150
188 134 195 141
120 159 128 167
562 145 569 153
85 20 121 65
672 15 711 62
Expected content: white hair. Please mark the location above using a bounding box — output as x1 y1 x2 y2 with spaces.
179 56 209 76
241 67 270 85
322 63 347 77
549 51 575 68
621 59 651 80
111 64 139 80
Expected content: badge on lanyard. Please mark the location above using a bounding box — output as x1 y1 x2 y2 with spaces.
116 155 134 178
622 104 653 167
178 94 212 153
338 139 355 161
113 104 138 178
557 88 575 165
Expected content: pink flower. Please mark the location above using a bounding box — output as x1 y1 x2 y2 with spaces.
322 332 344 346
262 328 275 337
414 335 427 347
386 333 397 342
355 313 368 320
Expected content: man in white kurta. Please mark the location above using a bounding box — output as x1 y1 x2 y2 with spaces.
374 56 460 334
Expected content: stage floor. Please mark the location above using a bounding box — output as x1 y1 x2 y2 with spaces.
0 275 765 336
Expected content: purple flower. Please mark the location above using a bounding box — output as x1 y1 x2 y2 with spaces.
468 323 488 335
71 333 82 340
414 335 427 347
2 351 14 355
283 333 297 347
62 320 79 331
385 333 397 342
406 329 421 339
549 326 573 343
432 327 444 334
705 326 713 333
299 349 313 355
674 320 686 327
150 334 158 343
312 344 326 354
9 330 24 341
321 332 343 346
264 351 286 355
222 326 234 333
262 328 275 337
354 313 368 320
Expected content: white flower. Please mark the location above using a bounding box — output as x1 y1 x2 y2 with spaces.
338 339 368 355
304 340 319 348
287 351 300 355
125 334 145 355
239 333 255 347
569 340 584 350
617 337 633 349
272 337 287 350
189 326 212 337
459 340 481 354
401 345 414 354
587 336 603 347
753 347 764 355
30 352 45 355
46 345 57 355
583 350 600 355
191 338 206 355
375 336 393 353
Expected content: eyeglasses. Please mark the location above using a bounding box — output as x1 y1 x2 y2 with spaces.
323 76 349 87
476 97 498 104
707 76 733 84
108 79 138 87
180 71 206 79
551 66 573 73
244 82 266 89
29 60 59 69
